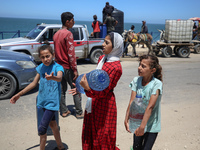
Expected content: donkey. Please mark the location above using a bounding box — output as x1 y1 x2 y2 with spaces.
122 30 153 57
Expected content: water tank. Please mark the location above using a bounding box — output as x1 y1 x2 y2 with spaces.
103 8 124 35
112 8 124 35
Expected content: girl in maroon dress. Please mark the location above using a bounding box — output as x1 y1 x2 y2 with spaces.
79 32 123 150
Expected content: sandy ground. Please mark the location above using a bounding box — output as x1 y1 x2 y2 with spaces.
1 45 200 150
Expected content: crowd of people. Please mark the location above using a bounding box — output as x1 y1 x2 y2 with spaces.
91 2 151 58
10 3 164 150
91 2 118 38
8 1 200 149
10 12 162 150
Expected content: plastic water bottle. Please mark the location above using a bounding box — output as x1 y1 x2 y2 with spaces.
129 92 147 133
75 69 110 94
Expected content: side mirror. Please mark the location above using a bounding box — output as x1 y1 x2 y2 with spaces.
38 37 43 43
38 34 46 43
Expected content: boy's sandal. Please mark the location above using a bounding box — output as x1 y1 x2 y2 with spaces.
61 110 71 117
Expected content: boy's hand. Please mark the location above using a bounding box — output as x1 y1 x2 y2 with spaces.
73 71 78 81
69 88 78 95
68 83 79 95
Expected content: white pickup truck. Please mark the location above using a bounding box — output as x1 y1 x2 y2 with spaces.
0 23 104 64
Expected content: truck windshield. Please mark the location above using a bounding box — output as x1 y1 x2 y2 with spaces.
25 26 45 39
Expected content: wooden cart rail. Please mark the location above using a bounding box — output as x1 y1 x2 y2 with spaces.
157 41 195 46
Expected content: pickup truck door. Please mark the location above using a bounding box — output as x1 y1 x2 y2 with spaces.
40 28 60 47
69 27 88 59
33 28 60 61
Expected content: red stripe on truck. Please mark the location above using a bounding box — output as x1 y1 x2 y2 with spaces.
3 40 102 47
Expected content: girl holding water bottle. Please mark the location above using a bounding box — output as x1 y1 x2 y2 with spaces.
75 32 123 150
124 54 163 150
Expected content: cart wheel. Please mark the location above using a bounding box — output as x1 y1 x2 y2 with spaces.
177 46 190 58
161 46 172 57
173 46 179 56
194 44 200 54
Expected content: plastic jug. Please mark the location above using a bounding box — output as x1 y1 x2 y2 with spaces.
75 69 110 94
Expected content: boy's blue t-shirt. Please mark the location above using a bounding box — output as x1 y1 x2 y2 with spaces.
129 76 163 133
36 62 64 111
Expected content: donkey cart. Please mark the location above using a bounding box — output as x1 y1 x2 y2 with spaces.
152 19 200 58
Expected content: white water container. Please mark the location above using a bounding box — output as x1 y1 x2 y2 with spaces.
164 20 193 42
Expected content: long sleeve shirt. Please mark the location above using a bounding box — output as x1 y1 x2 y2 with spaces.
53 28 77 72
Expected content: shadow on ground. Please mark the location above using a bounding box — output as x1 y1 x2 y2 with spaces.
77 59 93 65
26 140 68 150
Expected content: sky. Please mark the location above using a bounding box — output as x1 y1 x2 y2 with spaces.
1 0 200 24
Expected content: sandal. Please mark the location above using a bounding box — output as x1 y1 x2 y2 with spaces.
61 110 71 117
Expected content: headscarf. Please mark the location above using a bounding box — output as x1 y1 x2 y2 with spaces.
96 32 123 69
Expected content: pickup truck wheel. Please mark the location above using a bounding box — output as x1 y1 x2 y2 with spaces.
90 49 103 64
0 72 17 100
194 44 200 54
161 46 172 57
177 46 190 58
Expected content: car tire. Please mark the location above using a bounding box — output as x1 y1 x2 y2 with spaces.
90 48 103 64
0 71 17 100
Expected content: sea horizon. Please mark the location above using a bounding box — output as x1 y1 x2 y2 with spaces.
0 16 165 25
0 17 165 41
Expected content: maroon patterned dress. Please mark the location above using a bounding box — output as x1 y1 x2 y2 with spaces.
82 55 122 150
